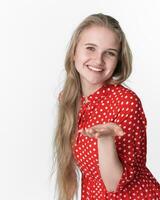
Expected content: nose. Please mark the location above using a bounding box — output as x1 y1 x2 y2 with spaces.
93 52 104 66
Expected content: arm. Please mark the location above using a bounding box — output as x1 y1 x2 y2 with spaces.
98 135 123 192
79 91 147 193
98 92 147 193
112 92 147 192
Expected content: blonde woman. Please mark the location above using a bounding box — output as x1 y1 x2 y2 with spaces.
52 13 160 200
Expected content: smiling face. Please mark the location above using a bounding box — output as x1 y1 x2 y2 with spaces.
73 25 121 96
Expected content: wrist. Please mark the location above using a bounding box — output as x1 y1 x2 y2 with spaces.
97 134 114 143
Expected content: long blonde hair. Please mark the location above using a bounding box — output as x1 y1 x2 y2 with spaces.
51 13 132 200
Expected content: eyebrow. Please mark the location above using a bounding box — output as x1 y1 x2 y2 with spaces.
84 43 119 53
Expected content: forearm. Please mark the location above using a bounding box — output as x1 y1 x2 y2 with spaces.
97 135 123 192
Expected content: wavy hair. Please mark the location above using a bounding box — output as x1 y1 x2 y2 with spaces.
51 13 132 200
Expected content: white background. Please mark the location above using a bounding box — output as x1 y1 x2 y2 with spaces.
0 0 160 199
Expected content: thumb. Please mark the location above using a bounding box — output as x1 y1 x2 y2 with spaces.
114 126 125 136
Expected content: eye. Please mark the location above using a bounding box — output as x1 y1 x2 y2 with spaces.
105 51 116 57
86 46 95 51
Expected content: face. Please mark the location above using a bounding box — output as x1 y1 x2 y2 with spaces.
73 25 120 92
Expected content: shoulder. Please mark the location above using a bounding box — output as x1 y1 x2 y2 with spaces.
105 84 143 109
110 84 147 127
109 84 141 100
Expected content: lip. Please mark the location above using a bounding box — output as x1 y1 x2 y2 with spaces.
86 65 104 71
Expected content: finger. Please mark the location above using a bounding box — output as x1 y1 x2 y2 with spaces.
87 128 97 137
79 128 95 138
106 123 125 137
113 127 125 137
87 128 95 134
117 130 125 136
93 123 125 137
88 127 107 138
95 128 106 132
88 126 111 138
93 126 112 135
92 124 107 129
109 125 125 137
92 124 115 137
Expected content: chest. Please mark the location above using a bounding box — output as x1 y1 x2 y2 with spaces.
77 99 118 130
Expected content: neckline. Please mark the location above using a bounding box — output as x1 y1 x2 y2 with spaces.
80 84 115 105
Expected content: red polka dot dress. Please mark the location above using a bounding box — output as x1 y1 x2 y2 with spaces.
72 84 160 200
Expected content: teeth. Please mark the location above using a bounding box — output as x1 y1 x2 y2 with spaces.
87 65 103 72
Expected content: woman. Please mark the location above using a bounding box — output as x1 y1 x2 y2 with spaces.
52 13 160 200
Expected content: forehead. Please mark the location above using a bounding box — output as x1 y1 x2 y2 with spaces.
78 25 120 49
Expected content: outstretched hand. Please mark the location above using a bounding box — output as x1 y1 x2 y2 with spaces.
79 122 125 139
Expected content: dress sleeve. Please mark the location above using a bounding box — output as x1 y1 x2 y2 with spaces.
113 92 147 192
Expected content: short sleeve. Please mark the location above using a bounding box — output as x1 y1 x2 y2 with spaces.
113 92 147 192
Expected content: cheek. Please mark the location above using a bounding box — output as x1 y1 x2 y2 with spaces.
74 55 85 72
74 52 88 66
106 59 118 69
75 46 90 59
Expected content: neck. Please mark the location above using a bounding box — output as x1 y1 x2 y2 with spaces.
81 83 104 97
81 78 114 97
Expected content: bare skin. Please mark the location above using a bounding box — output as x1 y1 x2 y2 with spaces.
79 123 125 192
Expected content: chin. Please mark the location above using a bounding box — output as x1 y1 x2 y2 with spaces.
84 79 102 85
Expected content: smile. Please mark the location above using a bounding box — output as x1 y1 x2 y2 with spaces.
86 65 104 72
